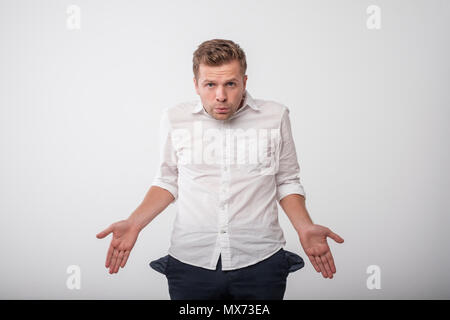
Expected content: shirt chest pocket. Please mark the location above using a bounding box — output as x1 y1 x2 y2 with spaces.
235 128 281 176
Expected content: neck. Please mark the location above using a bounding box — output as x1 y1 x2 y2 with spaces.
237 93 246 111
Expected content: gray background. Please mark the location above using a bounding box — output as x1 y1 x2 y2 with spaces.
0 0 449 299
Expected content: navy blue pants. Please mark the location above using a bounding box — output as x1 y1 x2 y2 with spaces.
150 248 304 300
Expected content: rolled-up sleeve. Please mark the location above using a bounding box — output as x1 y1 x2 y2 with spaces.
275 107 306 202
151 107 179 203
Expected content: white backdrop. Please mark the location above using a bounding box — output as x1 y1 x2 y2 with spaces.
0 0 449 299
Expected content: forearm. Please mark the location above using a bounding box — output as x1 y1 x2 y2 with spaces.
279 194 313 233
127 185 175 232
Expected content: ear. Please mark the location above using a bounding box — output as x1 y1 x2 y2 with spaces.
193 76 199 95
243 75 248 90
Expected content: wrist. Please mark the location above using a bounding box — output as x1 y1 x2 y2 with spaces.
127 217 144 233
294 221 314 234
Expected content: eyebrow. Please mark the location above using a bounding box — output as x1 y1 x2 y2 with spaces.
201 78 239 84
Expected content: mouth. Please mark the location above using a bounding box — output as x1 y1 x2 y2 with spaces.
214 107 230 114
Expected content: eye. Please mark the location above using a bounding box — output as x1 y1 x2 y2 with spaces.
227 82 235 86
206 83 214 87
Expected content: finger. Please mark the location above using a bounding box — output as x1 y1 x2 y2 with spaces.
328 229 344 243
120 251 130 268
308 254 321 273
96 225 113 239
316 256 329 278
109 248 118 274
325 251 337 274
314 255 328 278
320 255 333 278
105 244 114 268
113 250 124 273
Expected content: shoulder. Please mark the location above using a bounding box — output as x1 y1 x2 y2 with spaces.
162 100 197 115
252 97 290 121
160 100 198 123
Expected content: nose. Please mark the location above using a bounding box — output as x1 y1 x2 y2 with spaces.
215 86 227 103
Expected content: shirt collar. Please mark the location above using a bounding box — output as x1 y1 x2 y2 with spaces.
191 90 260 114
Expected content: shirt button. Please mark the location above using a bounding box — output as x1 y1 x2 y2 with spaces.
220 229 227 234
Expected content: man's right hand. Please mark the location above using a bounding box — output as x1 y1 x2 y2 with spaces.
96 219 140 274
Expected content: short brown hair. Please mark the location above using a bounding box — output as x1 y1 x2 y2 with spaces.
192 39 247 81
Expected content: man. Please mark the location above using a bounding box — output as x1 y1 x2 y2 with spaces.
96 39 344 300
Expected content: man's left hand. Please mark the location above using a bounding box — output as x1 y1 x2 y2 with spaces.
297 224 344 279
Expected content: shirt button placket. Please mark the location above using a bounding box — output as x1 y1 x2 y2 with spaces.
218 121 230 265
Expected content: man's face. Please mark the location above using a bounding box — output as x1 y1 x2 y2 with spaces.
194 59 248 121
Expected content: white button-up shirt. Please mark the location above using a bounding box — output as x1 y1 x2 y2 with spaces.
152 90 306 270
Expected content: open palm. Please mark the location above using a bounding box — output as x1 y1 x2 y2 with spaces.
298 224 344 279
96 219 140 274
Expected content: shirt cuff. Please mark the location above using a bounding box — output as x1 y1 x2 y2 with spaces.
277 183 306 202
151 179 178 203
